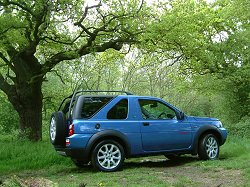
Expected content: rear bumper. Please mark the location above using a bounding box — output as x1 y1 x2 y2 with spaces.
54 146 89 162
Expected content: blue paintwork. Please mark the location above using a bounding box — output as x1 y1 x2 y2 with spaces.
66 95 227 157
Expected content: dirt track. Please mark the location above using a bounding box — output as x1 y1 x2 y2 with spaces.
125 157 244 187
0 156 244 187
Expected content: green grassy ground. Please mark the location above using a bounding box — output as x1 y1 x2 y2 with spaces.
0 135 249 187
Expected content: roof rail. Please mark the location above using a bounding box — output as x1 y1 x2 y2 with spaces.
58 90 133 113
74 90 133 95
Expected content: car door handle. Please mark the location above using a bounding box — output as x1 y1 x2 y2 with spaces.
143 122 150 126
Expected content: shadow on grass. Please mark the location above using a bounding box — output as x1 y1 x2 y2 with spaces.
49 155 232 176
62 156 199 174
50 154 236 176
124 156 199 169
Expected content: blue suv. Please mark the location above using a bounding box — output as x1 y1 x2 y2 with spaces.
49 90 227 172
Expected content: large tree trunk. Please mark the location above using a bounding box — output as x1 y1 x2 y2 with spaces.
15 81 43 141
3 50 44 141
7 79 44 141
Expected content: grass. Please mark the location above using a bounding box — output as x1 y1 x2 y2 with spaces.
0 135 249 186
0 136 71 175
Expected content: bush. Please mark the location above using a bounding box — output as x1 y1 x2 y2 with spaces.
0 92 19 133
227 117 250 138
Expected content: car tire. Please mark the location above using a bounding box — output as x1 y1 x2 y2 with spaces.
49 111 67 146
91 140 125 172
198 134 220 160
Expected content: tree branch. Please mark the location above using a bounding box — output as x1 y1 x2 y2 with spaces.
0 51 10 64
42 51 80 73
137 0 145 13
42 36 75 45
0 51 15 71
78 37 136 56
74 2 102 36
41 30 86 45
0 64 7 68
74 2 102 26
42 36 136 74
0 0 34 16
0 25 27 36
33 2 49 44
51 70 65 84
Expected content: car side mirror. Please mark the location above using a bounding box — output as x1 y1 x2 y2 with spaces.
178 111 185 120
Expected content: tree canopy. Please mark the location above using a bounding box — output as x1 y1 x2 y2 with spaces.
0 0 148 140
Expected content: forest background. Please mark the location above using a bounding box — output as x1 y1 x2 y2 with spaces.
0 0 249 140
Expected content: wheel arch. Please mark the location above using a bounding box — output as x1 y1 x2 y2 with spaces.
86 130 131 159
192 125 223 155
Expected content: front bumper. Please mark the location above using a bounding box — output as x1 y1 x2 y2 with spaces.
219 127 227 145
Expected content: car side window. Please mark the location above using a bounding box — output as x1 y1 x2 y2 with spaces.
139 99 176 120
107 99 128 119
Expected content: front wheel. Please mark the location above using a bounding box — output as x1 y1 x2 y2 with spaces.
198 134 219 160
91 140 125 172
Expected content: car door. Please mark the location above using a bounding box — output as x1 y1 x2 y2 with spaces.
138 98 193 152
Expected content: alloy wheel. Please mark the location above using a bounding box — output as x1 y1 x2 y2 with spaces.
50 117 56 142
97 143 121 170
205 136 218 159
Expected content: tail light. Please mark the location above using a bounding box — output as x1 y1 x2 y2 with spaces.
69 124 74 136
66 138 70 146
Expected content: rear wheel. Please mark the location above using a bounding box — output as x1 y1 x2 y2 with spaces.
91 140 125 172
49 111 67 146
198 134 219 160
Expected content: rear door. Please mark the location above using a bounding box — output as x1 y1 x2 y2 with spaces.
138 98 192 152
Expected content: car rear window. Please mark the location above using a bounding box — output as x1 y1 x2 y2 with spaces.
81 96 114 118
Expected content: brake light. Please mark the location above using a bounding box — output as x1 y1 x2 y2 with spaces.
69 124 74 136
